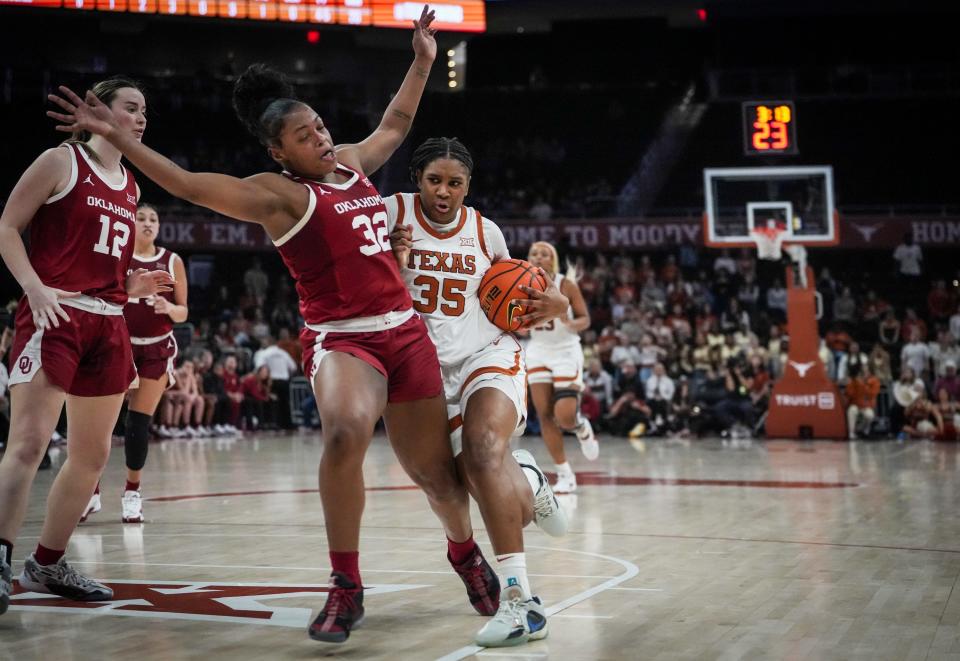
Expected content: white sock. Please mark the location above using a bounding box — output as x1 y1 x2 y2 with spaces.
556 461 573 477
496 552 531 597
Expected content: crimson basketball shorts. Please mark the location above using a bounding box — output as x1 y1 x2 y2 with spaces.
131 333 178 385
300 311 442 403
9 297 137 397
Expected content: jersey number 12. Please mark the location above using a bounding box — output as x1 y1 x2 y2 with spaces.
93 214 130 259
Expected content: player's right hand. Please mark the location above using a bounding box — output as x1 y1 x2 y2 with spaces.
46 86 119 138
25 282 79 330
389 223 413 269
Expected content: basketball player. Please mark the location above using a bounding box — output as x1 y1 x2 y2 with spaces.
47 9 509 644
84 203 188 524
525 242 598 493
0 78 173 614
386 137 570 647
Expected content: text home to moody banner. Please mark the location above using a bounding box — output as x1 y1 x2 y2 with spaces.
153 214 960 252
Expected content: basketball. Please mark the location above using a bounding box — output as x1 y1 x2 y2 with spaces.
478 259 548 331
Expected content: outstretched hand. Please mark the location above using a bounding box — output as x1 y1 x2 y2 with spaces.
412 5 438 61
515 267 570 328
46 86 118 138
127 269 175 300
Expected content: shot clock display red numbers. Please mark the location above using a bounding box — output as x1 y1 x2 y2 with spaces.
743 101 798 156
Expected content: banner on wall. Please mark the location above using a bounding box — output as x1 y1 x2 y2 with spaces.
154 213 960 252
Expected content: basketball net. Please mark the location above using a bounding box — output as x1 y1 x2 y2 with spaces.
750 223 808 288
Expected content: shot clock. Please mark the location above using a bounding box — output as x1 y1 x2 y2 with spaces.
743 101 798 156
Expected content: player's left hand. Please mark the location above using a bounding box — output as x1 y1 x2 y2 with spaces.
153 296 173 315
516 267 569 328
127 268 174 299
412 5 438 62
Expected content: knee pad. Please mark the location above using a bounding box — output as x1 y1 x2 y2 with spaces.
124 410 153 471
552 389 582 431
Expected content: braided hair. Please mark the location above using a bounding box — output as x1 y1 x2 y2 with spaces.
233 64 303 147
409 137 474 183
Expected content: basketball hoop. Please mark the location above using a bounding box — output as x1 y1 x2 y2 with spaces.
750 224 787 261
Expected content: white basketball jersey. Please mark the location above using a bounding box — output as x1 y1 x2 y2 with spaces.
528 273 581 350
384 193 507 366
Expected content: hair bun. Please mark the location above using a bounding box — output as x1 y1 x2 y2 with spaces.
233 64 296 139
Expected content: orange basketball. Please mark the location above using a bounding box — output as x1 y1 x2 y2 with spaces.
478 259 549 331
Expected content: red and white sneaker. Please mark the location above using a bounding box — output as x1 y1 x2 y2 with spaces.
121 490 144 523
308 572 364 643
449 545 500 616
79 493 101 523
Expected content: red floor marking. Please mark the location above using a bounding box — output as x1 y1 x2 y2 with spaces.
148 485 419 502
147 474 857 502
544 471 858 488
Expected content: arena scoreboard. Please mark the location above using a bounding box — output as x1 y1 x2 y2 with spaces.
0 0 487 32
742 100 797 156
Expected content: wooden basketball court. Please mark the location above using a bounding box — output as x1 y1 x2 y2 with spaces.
2 433 959 659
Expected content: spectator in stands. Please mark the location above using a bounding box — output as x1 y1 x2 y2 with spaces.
930 331 960 378
529 196 553 221
250 308 270 344
645 362 675 434
583 358 614 418
222 355 244 430
737 275 760 314
833 286 857 324
254 336 298 429
892 367 926 433
637 333 664 382
901 328 931 381
933 360 960 402
845 362 880 439
670 377 694 437
666 303 692 341
747 354 771 416
825 322 853 381
901 308 927 343
714 358 754 436
893 232 923 286
194 349 220 432
950 303 960 344
640 275 667 314
242 365 276 430
766 278 787 322
858 289 888 343
869 343 893 387
720 298 750 334
901 387 942 440
243 256 270 306
878 310 902 355
606 361 650 437
276 326 302 366
713 249 736 276
767 325 786 378
928 280 955 324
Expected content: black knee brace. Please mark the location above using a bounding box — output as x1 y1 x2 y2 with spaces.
552 389 582 432
124 410 153 471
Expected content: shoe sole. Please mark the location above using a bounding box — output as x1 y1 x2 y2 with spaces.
477 626 549 648
308 613 365 643
122 516 144 523
18 573 113 601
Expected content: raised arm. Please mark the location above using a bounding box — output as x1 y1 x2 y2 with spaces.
337 5 437 176
47 87 303 236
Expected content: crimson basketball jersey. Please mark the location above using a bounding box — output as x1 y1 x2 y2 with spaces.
275 164 411 325
124 247 178 339
28 143 138 305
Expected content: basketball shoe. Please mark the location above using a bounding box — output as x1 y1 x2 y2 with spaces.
553 470 577 494
121 490 144 523
78 492 101 523
475 584 548 647
449 545 500 615
19 554 113 601
512 449 568 537
308 572 364 643
0 558 11 615
576 419 599 461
